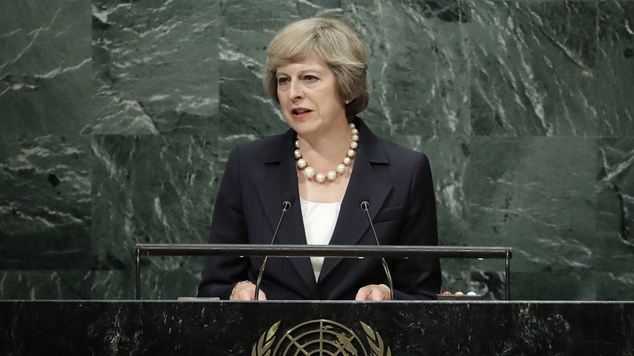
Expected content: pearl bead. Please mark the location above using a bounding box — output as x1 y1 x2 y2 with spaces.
303 167 315 179
293 126 358 184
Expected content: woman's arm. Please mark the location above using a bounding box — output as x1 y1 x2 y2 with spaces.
391 152 441 300
197 147 252 299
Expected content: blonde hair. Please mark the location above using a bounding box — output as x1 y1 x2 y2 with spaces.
264 18 370 120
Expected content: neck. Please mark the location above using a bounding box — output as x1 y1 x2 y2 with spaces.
298 122 351 163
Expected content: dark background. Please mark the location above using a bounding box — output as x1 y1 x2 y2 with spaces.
0 0 632 301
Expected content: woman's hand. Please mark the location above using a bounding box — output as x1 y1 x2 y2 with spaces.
355 284 391 301
229 281 267 300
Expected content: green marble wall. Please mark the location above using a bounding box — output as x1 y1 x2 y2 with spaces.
1 0 632 301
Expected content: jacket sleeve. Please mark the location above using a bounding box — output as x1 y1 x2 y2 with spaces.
197 147 250 299
391 152 441 300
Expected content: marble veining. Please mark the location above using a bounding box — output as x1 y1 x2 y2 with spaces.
0 0 91 135
1 301 633 355
89 134 217 299
470 0 634 137
87 0 219 135
0 0 633 301
0 135 92 272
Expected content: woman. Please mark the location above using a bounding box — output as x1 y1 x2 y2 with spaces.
198 18 440 301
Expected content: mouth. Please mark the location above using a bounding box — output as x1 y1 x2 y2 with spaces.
291 107 313 118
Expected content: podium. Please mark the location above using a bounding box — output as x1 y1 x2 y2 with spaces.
4 245 630 354
1 300 633 354
135 243 514 300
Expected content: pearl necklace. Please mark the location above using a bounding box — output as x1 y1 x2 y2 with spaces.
295 123 359 183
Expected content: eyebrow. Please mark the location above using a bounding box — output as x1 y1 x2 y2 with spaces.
276 68 324 77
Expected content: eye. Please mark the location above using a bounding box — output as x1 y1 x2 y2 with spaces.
277 77 289 85
303 75 318 82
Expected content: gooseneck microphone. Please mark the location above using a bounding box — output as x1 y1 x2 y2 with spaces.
254 192 296 300
359 194 395 300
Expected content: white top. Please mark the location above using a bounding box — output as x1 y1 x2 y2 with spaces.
300 198 342 282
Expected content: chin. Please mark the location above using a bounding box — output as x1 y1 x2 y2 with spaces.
287 118 320 134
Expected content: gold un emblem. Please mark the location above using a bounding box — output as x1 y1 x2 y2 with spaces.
252 319 392 356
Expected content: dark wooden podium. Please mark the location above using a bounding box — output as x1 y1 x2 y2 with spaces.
1 300 633 355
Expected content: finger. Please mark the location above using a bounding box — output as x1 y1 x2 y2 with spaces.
368 288 385 301
243 287 256 300
377 285 391 300
355 287 370 301
232 284 256 300
236 285 267 301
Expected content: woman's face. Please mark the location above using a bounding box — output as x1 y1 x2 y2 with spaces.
276 52 347 138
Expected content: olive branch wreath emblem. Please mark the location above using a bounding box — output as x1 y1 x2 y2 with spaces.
251 320 391 356
251 321 280 356
360 321 392 356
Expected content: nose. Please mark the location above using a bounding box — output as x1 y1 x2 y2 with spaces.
287 80 304 101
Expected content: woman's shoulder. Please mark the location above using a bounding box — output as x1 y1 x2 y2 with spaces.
356 118 428 164
376 139 432 180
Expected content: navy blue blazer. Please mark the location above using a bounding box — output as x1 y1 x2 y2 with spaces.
198 118 441 300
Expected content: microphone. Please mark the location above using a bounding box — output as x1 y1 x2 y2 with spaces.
358 193 394 300
254 192 296 300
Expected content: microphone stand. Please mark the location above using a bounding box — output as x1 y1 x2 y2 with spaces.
360 201 395 301
254 200 292 300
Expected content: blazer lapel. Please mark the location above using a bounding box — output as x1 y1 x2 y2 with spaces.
255 130 319 297
318 119 393 283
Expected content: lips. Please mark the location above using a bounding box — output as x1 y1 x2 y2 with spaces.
291 107 313 119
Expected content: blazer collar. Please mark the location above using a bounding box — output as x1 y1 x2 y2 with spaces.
254 118 393 290
255 129 318 296
318 118 393 282
258 117 388 164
